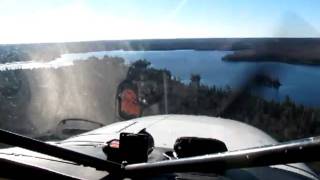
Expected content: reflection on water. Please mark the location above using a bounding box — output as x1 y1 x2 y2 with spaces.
0 59 72 71
0 51 128 71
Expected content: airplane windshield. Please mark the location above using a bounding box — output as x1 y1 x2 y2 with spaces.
0 0 319 178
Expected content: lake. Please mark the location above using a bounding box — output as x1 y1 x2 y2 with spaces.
4 49 319 107
78 50 315 107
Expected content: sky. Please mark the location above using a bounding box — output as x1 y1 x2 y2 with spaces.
0 0 319 44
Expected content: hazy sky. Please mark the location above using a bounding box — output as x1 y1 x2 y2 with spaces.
0 0 319 44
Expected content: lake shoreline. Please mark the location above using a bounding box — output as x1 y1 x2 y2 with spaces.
1 38 320 65
222 51 320 66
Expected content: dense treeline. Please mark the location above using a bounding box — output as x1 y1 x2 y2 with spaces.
175 83 320 141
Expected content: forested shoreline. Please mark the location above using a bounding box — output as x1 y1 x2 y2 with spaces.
127 60 320 141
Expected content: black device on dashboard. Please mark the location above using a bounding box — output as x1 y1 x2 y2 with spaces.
120 132 150 164
104 130 154 164
174 137 228 158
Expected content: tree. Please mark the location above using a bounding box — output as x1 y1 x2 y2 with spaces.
131 59 151 70
190 74 201 88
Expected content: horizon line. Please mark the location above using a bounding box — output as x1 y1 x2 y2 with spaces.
1 37 320 46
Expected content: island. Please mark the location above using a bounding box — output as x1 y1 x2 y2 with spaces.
222 38 320 65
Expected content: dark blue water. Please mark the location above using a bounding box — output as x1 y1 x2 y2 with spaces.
68 50 320 107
